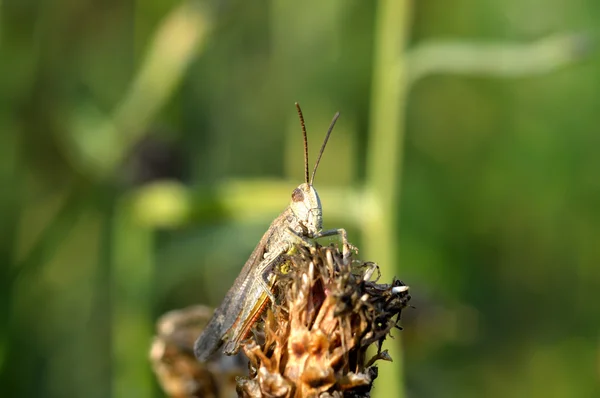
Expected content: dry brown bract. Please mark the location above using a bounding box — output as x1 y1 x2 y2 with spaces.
237 244 411 398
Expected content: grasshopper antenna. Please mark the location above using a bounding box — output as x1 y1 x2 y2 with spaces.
295 102 310 185
311 111 340 185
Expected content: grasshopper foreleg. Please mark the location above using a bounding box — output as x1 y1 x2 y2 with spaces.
253 228 315 308
315 228 357 261
286 226 316 248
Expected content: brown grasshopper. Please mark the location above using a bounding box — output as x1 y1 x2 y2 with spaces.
194 103 354 361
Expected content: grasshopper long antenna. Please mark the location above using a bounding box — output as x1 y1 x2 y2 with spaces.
311 111 340 185
295 102 310 185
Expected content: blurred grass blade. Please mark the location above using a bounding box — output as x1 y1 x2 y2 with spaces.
407 32 593 83
66 1 213 178
111 198 154 398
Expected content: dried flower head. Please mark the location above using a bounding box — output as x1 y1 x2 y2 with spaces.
237 243 411 397
150 305 246 398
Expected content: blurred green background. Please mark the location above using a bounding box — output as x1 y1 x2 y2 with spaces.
1 0 599 397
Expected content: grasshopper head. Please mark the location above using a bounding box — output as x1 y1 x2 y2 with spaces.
289 182 322 237
289 102 339 238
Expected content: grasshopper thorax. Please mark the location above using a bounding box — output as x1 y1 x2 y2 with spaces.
289 182 323 238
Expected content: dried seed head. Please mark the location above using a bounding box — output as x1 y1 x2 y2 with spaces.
237 243 411 397
150 305 246 398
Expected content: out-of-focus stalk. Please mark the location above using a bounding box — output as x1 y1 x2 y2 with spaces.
365 1 413 398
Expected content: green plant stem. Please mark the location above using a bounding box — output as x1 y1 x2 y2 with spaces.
365 1 412 398
12 181 91 282
407 32 592 83
111 198 154 398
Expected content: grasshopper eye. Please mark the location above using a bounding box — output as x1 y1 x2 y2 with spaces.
291 188 304 202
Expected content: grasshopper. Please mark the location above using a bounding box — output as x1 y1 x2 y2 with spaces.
194 103 354 361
